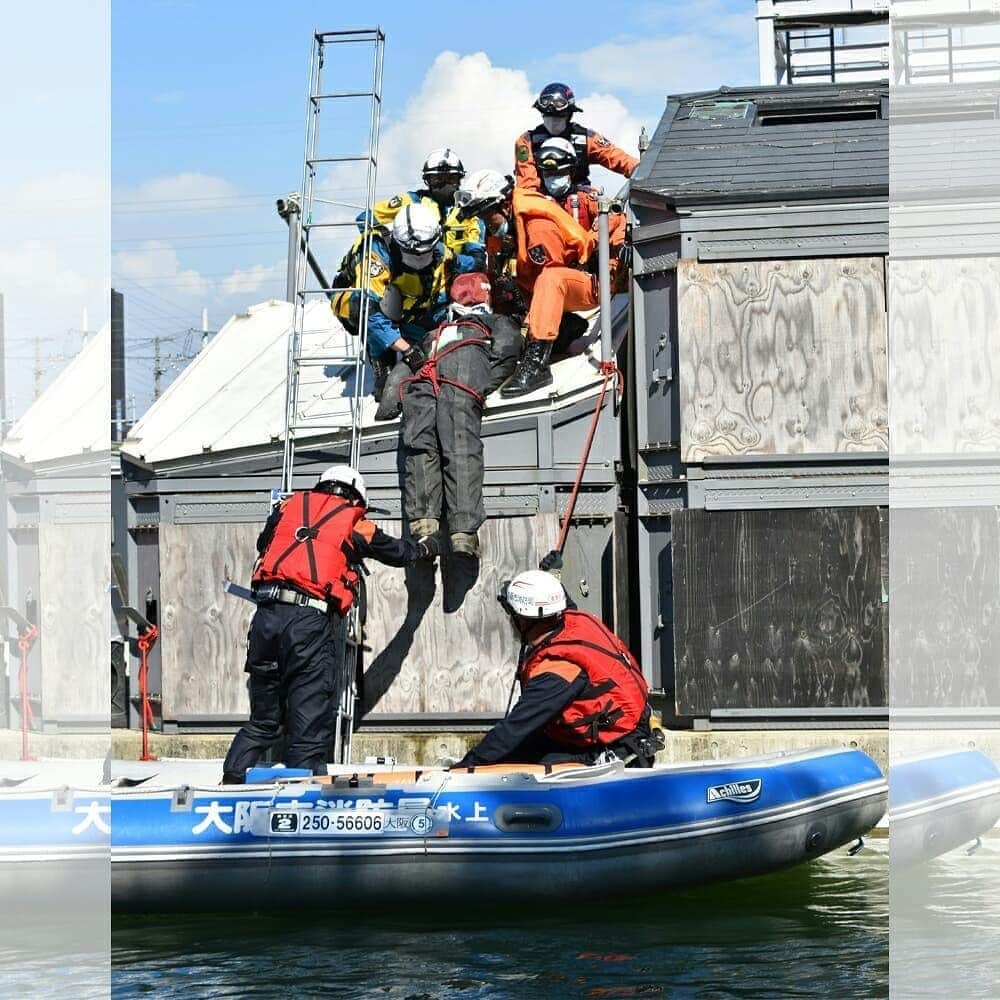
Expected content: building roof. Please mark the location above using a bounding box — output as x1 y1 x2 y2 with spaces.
120 298 612 474
631 82 888 208
1 323 109 470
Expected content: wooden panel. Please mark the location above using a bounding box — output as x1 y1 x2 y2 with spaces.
672 507 886 715
889 257 1000 455
890 507 1000 708
363 514 559 715
158 514 561 720
678 257 888 461
160 522 256 719
39 523 110 718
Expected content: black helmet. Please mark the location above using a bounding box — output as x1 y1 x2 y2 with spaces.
533 82 582 115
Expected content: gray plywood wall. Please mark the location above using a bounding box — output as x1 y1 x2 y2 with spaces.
889 256 1000 455
677 257 888 461
159 514 560 721
890 506 1000 708
39 522 110 719
672 506 886 715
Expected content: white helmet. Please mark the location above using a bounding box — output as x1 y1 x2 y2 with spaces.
501 570 567 619
316 464 367 506
537 137 577 173
455 169 514 219
390 202 442 253
422 147 465 182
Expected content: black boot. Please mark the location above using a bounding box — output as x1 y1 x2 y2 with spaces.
500 339 553 398
370 350 395 402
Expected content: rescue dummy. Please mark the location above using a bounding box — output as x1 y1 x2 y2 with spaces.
332 202 455 401
374 273 521 560
359 148 486 273
514 82 638 193
456 163 624 398
454 570 660 768
222 466 436 783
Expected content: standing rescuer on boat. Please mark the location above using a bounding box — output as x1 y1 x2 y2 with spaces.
222 465 437 783
453 570 659 769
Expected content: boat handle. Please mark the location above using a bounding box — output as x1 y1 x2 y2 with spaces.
494 804 563 832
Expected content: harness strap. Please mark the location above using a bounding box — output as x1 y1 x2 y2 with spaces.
267 498 351 584
397 318 494 404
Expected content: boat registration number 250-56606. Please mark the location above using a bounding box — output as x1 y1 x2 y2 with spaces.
265 809 437 837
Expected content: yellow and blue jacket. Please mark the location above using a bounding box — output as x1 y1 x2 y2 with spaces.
358 190 486 273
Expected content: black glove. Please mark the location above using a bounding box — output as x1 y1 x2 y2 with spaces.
401 343 427 373
417 534 441 560
539 549 563 572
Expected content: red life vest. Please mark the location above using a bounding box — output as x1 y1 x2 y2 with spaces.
252 491 366 614
518 609 649 749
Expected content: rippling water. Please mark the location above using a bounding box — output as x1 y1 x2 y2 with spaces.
110 847 889 999
891 843 1000 998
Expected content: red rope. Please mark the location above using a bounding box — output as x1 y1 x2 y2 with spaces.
555 360 620 555
17 625 38 762
137 626 159 762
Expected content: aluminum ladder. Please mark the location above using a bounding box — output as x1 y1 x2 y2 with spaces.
280 27 385 765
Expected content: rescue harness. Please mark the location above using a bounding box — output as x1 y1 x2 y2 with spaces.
253 491 367 614
397 316 495 406
519 609 650 749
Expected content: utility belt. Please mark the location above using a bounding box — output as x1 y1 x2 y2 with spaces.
252 584 331 614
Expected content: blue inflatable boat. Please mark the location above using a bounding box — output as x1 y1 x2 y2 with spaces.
0 747 886 912
889 748 1000 867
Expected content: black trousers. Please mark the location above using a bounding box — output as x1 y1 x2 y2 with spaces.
401 344 492 533
222 602 341 781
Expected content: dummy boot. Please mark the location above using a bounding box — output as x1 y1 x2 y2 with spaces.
500 338 553 398
449 531 480 560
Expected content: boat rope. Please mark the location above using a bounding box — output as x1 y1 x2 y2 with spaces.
554 359 621 556
137 626 160 762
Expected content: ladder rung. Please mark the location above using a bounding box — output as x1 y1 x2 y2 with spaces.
310 92 378 102
299 287 370 296
302 221 362 230
294 356 359 366
306 155 373 164
288 425 353 432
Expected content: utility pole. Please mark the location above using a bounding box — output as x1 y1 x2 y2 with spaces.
201 307 210 349
153 336 164 400
33 336 42 400
111 290 126 441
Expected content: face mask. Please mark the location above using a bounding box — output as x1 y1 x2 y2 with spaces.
428 182 458 205
543 174 572 198
542 115 568 136
487 217 509 238
400 249 433 271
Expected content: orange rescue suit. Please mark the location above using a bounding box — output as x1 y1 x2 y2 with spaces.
253 491 367 614
514 125 639 192
518 609 650 749
512 188 599 343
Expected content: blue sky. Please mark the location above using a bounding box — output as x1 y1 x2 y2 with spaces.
4 1 759 413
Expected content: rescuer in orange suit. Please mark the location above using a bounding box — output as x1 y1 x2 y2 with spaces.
453 568 660 769
222 465 436 783
514 82 638 193
456 157 626 398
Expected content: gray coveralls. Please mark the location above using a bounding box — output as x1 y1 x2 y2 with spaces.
399 313 520 533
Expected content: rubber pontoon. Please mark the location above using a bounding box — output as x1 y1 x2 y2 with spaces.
0 747 886 912
889 748 1000 867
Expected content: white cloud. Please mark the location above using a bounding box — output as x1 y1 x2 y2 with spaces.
113 240 211 299
218 260 285 299
114 172 242 210
314 50 641 233
553 33 757 98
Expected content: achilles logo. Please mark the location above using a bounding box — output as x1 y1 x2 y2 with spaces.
706 778 762 804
